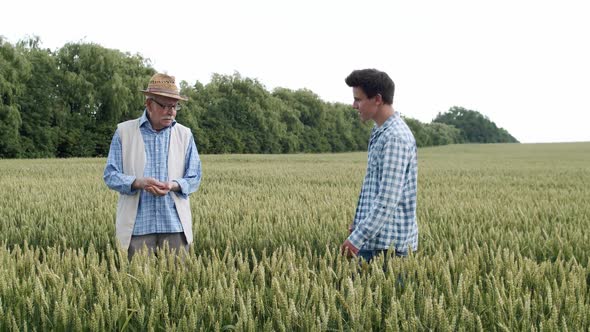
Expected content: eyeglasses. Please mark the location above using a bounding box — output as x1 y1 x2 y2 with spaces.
150 98 182 111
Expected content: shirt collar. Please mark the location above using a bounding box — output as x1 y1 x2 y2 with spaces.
139 109 177 131
373 112 399 135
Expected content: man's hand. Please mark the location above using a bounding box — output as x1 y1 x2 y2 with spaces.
340 239 359 258
132 177 162 190
133 178 179 196
145 182 172 196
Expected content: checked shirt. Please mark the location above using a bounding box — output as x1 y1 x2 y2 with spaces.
103 110 201 236
348 112 418 253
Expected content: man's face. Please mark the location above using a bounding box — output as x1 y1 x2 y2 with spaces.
352 87 378 122
146 96 179 130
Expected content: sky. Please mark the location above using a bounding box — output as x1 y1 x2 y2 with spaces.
2 0 589 143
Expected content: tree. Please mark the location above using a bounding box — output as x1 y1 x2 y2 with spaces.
434 106 519 143
178 81 210 151
424 122 462 146
404 117 431 147
273 88 330 152
2 37 519 157
15 37 61 157
54 42 154 156
324 103 358 152
0 37 28 158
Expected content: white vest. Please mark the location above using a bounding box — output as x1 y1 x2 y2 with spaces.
115 118 193 249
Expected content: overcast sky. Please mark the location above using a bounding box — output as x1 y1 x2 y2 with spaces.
2 0 589 143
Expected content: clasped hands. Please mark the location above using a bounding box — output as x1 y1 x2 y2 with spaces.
133 177 179 196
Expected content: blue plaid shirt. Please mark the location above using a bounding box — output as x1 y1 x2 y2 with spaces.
348 112 418 253
103 110 202 235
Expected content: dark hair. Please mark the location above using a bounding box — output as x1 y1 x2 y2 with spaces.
345 69 395 104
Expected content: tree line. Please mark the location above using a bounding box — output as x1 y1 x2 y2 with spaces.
0 37 518 158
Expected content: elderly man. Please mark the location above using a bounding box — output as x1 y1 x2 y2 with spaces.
104 73 201 259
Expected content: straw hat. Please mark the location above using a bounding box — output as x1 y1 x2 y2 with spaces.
140 73 188 101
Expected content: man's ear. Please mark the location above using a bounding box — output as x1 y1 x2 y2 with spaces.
145 100 153 116
374 93 383 105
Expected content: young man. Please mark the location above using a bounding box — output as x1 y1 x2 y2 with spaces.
341 69 418 262
104 73 201 259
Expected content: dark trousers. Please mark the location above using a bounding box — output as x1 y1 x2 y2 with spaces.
357 248 408 263
128 232 188 260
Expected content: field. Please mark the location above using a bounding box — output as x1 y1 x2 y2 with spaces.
1 142 589 331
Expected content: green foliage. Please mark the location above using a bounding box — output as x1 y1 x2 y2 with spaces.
15 37 59 158
404 117 430 147
180 74 373 154
190 73 284 153
424 122 463 146
0 37 154 158
405 105 519 148
273 88 331 152
404 116 464 147
0 37 28 158
54 42 154 157
434 106 519 143
1 37 520 158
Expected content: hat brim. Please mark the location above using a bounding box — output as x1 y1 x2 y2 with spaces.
141 90 189 101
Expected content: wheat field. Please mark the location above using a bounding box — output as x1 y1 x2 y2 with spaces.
1 142 589 331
